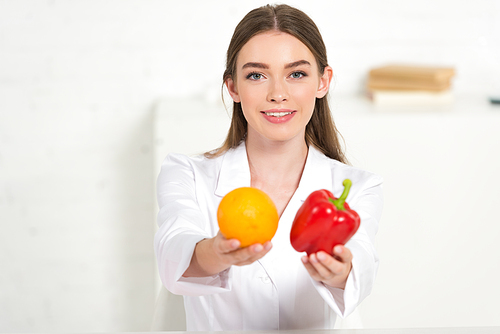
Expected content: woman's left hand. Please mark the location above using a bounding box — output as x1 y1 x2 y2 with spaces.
301 245 352 290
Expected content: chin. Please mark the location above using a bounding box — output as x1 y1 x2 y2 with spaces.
263 131 304 144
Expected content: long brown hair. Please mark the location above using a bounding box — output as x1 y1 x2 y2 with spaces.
206 4 347 164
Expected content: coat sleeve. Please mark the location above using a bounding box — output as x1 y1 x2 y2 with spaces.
312 172 384 318
154 153 232 296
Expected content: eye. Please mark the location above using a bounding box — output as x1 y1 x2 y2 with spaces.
290 71 307 79
246 72 263 80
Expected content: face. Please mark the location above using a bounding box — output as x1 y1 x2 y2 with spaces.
226 31 332 145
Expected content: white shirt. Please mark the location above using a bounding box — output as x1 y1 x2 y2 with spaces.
154 142 383 331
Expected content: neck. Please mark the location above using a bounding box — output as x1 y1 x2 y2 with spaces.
245 133 308 189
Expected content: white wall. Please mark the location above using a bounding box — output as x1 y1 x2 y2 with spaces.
1 0 499 332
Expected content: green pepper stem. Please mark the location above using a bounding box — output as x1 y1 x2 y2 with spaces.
329 179 352 211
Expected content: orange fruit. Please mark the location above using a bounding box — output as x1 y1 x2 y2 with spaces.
217 187 279 247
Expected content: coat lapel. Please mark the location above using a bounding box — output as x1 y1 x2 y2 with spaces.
214 142 251 198
294 145 334 202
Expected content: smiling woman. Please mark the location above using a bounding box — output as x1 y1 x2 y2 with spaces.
213 4 347 164
154 4 384 331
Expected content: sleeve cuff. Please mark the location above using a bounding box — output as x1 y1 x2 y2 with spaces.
312 253 361 318
177 267 232 292
156 232 232 296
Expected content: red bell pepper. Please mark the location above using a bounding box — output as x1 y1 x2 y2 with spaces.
290 179 360 255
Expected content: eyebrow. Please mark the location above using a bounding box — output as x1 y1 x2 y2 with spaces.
241 60 311 70
285 60 311 69
242 62 269 70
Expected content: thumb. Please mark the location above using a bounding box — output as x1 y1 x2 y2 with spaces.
214 231 240 253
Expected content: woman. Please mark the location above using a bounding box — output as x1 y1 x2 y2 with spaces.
154 4 383 331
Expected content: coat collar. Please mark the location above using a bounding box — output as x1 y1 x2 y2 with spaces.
214 142 251 197
294 145 333 202
214 142 333 200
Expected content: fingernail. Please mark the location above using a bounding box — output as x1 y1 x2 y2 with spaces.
334 245 343 254
231 240 240 248
264 242 272 251
301 256 308 264
310 254 318 263
317 252 326 261
254 244 263 252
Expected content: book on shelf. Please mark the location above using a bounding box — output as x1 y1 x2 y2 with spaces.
367 76 451 92
367 64 456 106
369 64 455 82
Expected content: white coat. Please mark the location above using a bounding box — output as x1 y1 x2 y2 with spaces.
154 141 383 331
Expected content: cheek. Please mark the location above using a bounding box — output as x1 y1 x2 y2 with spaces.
290 85 318 106
238 87 259 120
239 85 265 109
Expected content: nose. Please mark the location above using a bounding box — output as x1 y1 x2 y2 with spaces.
267 78 288 103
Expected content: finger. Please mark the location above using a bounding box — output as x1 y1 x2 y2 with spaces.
332 245 353 264
214 232 240 254
301 256 323 282
315 251 344 276
309 253 340 279
249 241 273 259
234 241 273 266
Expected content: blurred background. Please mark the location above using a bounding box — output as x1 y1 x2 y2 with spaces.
1 0 499 332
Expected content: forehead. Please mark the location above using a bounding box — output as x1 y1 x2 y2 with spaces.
237 31 317 68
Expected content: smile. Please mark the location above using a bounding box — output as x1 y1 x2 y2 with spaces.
261 109 295 117
264 111 293 117
260 109 296 124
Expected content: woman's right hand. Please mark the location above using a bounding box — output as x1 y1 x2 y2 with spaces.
183 231 273 277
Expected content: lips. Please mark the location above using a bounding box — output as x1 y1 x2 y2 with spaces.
261 109 296 124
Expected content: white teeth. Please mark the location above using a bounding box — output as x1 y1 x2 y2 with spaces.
265 112 292 117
